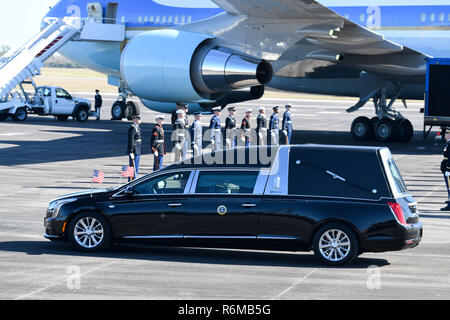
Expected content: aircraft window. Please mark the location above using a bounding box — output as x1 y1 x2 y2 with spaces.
155 16 160 24
439 13 445 22
181 15 185 24
150 16 154 23
359 13 365 22
187 15 192 23
138 16 142 23
430 13 435 22
174 15 179 24
168 16 173 24
144 16 148 23
121 16 125 24
421 13 426 22
161 16 166 24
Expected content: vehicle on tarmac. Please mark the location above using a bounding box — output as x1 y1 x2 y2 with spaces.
0 85 93 122
44 145 422 265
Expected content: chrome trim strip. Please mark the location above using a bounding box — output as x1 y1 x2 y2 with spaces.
257 235 299 240
184 235 256 239
123 235 184 239
44 233 62 239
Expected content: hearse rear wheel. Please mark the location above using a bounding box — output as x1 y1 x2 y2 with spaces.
312 223 359 266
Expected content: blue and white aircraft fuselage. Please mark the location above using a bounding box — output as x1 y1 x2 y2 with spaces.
43 0 450 115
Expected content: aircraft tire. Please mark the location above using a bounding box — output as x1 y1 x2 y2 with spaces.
351 116 374 140
375 118 395 142
111 101 126 120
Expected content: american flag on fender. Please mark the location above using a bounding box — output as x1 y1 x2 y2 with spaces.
92 170 105 184
121 165 134 178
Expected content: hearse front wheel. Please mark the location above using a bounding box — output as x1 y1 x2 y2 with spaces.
312 223 359 266
68 212 112 252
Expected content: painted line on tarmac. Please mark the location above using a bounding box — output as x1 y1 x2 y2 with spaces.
273 268 318 299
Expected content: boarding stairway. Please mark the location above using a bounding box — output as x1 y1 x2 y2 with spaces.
0 19 81 101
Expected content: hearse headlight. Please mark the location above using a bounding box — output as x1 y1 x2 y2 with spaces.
48 198 77 218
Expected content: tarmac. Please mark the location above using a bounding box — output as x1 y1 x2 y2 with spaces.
0 94 449 300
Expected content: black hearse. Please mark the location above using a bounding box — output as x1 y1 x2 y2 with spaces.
44 146 422 265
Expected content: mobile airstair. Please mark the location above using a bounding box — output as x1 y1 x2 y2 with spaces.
0 19 81 119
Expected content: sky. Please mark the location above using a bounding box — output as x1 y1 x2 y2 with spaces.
0 0 59 48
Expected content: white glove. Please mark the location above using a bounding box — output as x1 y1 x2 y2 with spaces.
193 144 199 150
154 151 159 157
283 130 288 136
241 136 246 143
129 153 135 160
445 171 450 177
175 142 182 151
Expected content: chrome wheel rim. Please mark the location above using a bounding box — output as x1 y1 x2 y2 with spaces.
74 217 104 249
319 229 351 262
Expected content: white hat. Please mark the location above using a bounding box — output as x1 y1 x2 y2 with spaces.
259 107 265 112
155 115 165 120
176 109 184 114
246 109 253 113
212 107 221 112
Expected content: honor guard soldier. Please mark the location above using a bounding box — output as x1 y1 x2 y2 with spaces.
241 109 252 147
269 106 280 145
225 106 237 148
441 129 450 211
127 114 142 181
94 89 102 121
209 107 222 151
191 112 203 156
256 107 267 145
174 109 186 162
182 104 190 160
282 104 293 144
172 103 184 130
151 115 166 171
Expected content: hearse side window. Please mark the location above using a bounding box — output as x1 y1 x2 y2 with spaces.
288 148 391 200
133 172 191 195
195 171 259 194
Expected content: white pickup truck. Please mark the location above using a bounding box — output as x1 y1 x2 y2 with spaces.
0 86 93 122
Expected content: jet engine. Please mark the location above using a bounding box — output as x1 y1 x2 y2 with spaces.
120 29 273 103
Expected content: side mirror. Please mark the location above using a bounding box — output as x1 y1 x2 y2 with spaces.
124 186 134 198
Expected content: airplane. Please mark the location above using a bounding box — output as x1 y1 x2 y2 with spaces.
39 0 450 142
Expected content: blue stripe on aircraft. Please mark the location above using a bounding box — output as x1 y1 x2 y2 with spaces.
46 1 450 29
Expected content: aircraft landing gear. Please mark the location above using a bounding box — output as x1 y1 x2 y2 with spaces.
111 85 140 120
349 83 413 142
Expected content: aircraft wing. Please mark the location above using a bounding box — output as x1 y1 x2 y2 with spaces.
211 0 427 79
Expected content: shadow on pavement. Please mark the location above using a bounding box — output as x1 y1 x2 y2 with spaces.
0 240 390 269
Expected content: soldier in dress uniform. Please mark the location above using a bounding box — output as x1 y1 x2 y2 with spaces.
256 107 267 146
209 107 222 151
182 104 190 160
225 106 237 149
282 104 293 144
94 89 102 121
269 106 280 145
241 109 252 147
173 109 186 162
151 115 166 171
127 114 142 181
171 103 184 130
441 129 450 211
190 112 203 156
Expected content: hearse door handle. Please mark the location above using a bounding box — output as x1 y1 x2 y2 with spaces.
242 203 257 208
168 203 183 207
